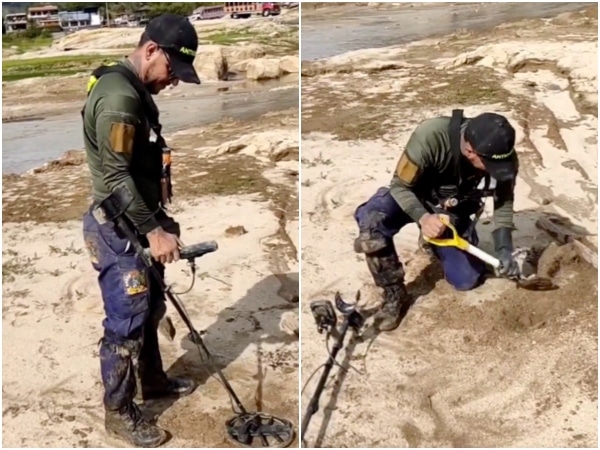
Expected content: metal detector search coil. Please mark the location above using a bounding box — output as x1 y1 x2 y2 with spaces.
226 413 295 448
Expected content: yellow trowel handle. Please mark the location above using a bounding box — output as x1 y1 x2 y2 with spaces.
424 215 501 269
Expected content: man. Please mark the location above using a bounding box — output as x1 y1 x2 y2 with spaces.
354 110 520 332
81 14 202 447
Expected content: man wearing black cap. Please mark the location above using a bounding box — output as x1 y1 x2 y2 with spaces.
354 110 520 332
81 14 201 447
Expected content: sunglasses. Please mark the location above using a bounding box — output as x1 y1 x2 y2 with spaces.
160 48 177 81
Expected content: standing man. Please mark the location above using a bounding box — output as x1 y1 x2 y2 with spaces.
81 14 202 447
354 110 521 332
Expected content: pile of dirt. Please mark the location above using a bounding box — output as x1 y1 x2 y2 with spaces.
536 242 581 279
427 257 596 341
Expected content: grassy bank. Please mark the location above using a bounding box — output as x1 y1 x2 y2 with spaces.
203 28 299 52
2 54 117 82
203 29 261 45
2 35 53 54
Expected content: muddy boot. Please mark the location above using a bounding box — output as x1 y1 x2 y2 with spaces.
105 402 167 448
141 374 197 401
372 284 409 332
366 244 410 332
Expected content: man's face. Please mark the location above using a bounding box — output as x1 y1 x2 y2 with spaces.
462 140 486 171
143 42 179 94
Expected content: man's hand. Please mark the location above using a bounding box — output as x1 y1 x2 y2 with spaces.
497 249 520 278
147 227 180 264
419 213 447 239
492 227 519 278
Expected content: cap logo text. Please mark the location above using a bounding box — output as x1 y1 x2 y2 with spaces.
490 148 515 159
179 47 196 57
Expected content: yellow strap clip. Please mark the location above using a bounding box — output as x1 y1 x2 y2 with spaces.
423 215 469 250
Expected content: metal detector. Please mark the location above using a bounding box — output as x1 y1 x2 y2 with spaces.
97 191 295 448
301 292 364 444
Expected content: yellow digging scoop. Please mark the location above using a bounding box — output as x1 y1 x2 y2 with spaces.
424 215 557 291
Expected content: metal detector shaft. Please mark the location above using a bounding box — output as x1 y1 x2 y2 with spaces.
301 317 351 442
111 214 248 415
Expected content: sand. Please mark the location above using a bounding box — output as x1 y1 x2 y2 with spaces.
2 107 300 447
300 6 598 448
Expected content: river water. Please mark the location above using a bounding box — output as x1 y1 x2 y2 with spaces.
2 79 298 175
301 2 591 60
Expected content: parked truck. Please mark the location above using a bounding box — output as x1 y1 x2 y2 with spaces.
224 2 281 19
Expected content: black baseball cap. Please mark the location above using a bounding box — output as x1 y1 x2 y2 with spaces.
145 14 201 84
465 113 518 181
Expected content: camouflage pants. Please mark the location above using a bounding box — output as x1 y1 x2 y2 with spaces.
83 207 168 410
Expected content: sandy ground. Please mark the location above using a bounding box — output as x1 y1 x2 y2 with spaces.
2 106 300 447
300 6 598 448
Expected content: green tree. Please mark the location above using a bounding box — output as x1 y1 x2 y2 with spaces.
22 20 51 38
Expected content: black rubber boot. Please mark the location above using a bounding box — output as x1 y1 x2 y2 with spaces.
141 374 197 401
365 244 410 332
135 270 197 401
372 284 409 332
105 403 167 448
137 302 197 401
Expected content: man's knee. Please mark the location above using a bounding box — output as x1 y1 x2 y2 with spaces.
447 271 484 291
436 247 485 291
99 335 143 410
354 217 388 254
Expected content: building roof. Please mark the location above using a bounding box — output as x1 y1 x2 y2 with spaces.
28 5 59 12
58 11 91 21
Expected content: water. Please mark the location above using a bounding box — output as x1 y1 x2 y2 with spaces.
2 80 298 175
302 2 592 60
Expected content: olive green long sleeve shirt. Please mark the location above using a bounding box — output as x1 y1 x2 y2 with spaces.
83 60 162 235
389 116 516 230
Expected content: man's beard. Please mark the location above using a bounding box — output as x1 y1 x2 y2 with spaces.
144 83 160 95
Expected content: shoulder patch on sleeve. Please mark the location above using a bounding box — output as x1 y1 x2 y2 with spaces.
395 153 420 184
109 122 135 154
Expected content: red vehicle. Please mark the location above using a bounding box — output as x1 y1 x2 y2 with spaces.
224 2 281 19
